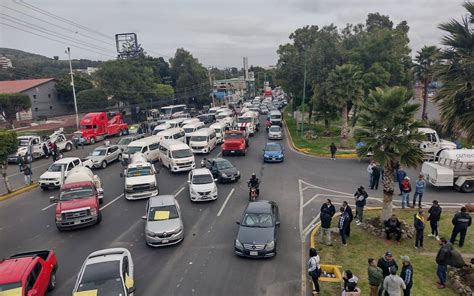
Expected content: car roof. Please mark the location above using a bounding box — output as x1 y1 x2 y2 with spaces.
245 200 275 213
85 248 128 265
212 157 230 163
266 142 282 147
160 139 189 149
192 168 212 175
190 128 214 136
183 122 203 128
95 145 117 150
0 257 32 284
149 195 176 207
55 157 79 164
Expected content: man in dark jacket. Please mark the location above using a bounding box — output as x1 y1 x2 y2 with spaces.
377 251 398 295
450 207 472 247
400 255 413 296
342 201 353 237
384 214 402 244
320 199 336 217
414 210 426 249
329 142 337 160
338 207 350 246
319 210 332 246
428 200 442 240
435 238 452 289
396 166 407 195
370 164 381 190
354 186 368 224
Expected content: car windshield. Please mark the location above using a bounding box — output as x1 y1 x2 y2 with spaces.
125 146 142 154
270 114 281 119
0 282 21 292
269 127 280 132
18 139 29 147
172 149 193 158
224 133 242 139
91 149 106 156
184 128 195 133
77 261 125 296
266 144 281 152
80 125 94 129
60 186 94 201
237 117 252 123
117 138 132 145
190 135 207 142
148 205 179 221
192 174 213 184
241 212 273 227
127 167 153 177
48 163 66 172
215 160 234 170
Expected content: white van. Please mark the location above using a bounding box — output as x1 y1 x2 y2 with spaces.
166 118 186 128
189 128 217 154
269 110 282 126
155 127 186 143
183 122 205 143
123 136 161 162
210 121 226 144
159 140 195 172
152 123 172 135
182 118 200 126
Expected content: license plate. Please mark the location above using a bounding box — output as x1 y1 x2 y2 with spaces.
162 239 169 244
250 251 258 256
231 151 235 153
272 158 276 160
231 177 235 181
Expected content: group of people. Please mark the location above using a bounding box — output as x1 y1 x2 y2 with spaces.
319 199 356 247
394 165 426 209
41 140 62 162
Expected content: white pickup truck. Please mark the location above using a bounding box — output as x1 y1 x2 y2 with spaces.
121 153 159 200
421 149 474 193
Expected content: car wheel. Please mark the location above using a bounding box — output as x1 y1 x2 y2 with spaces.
90 137 96 144
101 161 107 169
118 154 122 162
40 186 48 191
47 270 57 291
461 181 474 193
65 143 72 151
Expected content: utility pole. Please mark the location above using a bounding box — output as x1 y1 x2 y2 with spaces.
208 67 215 107
67 47 79 130
300 50 307 138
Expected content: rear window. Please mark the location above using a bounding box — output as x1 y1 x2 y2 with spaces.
78 261 124 295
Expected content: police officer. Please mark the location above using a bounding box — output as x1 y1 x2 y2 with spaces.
450 206 472 247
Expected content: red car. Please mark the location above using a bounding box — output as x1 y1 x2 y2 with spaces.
0 250 58 296
222 130 248 156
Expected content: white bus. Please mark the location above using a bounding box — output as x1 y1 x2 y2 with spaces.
160 104 186 119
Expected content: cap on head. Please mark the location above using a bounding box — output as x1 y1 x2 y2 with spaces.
404 176 410 180
385 251 392 257
359 186 365 190
400 255 410 263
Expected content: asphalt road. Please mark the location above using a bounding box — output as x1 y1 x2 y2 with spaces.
0 117 471 296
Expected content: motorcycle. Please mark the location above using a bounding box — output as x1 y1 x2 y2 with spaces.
249 186 258 201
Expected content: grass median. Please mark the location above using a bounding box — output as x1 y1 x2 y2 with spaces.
314 208 474 296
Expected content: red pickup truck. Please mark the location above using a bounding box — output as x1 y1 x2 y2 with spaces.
0 250 58 296
221 130 248 156
73 112 129 144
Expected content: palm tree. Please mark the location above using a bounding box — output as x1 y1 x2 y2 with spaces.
414 46 440 122
355 87 424 221
434 1 474 140
326 64 363 147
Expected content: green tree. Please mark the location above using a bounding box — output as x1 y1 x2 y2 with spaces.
0 93 31 128
154 84 174 100
414 46 440 122
355 87 424 220
326 64 363 147
55 74 93 105
0 129 18 193
434 1 474 140
76 89 109 112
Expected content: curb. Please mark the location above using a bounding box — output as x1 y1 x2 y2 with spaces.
283 120 358 159
0 183 39 201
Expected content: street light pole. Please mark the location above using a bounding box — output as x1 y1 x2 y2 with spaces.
208 67 215 107
300 50 307 138
67 47 79 131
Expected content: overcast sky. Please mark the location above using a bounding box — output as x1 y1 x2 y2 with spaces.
0 0 467 68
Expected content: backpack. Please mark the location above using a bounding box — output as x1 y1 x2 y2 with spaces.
447 248 465 268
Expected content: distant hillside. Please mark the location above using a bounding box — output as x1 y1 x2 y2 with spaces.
0 48 103 81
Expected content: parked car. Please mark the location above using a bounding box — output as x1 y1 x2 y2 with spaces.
73 248 135 295
83 145 122 169
268 125 282 140
143 195 184 246
188 168 218 201
235 200 280 258
203 157 240 183
263 142 285 163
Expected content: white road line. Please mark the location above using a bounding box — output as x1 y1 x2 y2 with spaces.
216 151 222 157
41 203 56 211
302 213 320 237
302 193 319 208
217 188 234 217
100 194 124 210
298 180 304 239
174 186 185 197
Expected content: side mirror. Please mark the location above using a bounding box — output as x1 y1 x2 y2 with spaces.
214 179 218 182
275 221 281 226
120 172 124 178
236 221 240 225
141 215 147 220
127 286 136 294
49 196 56 203
187 180 190 184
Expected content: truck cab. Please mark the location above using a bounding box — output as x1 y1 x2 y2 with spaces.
418 128 456 160
7 136 44 163
121 153 159 200
237 112 257 136
74 112 129 144
0 250 58 296
222 130 248 156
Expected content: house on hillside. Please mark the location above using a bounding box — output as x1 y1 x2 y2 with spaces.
0 78 72 120
0 56 13 69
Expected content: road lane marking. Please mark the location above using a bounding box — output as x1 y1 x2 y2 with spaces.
100 194 124 210
217 187 234 217
302 193 319 208
216 151 222 157
41 203 56 211
174 186 185 197
302 213 320 237
298 180 304 239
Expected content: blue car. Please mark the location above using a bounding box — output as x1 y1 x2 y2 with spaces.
263 142 284 163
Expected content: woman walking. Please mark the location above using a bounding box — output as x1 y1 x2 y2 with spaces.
308 248 321 295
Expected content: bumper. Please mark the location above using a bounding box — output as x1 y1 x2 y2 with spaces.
7 156 20 163
146 231 184 247
234 247 275 258
190 192 218 202
191 147 209 154
219 175 240 183
56 215 98 230
264 156 284 163
39 180 61 188
125 189 159 200
171 163 195 172
222 149 245 155
268 135 282 140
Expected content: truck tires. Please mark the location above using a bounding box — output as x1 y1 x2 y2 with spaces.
101 161 107 169
90 137 96 144
65 143 73 151
47 270 57 291
461 181 474 193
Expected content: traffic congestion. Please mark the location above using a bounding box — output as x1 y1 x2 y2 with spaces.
0 92 289 295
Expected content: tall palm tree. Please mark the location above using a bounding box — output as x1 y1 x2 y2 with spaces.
326 64 363 147
414 46 440 122
355 87 424 221
434 1 474 140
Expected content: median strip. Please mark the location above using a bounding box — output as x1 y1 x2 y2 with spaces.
0 183 39 202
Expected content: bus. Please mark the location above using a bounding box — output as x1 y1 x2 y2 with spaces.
160 104 186 119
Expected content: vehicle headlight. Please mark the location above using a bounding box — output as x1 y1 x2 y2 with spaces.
279 154 284 158
221 172 227 178
173 226 183 234
90 208 97 216
237 171 240 176
235 239 243 250
211 186 218 194
55 213 62 221
266 241 275 250
190 186 197 194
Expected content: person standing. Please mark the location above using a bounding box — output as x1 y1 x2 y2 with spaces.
320 199 336 218
400 256 413 296
371 164 381 190
435 238 452 289
338 207 350 246
450 207 472 248
414 209 426 249
367 161 375 187
342 201 353 237
73 137 79 150
400 176 411 209
412 175 426 208
354 186 368 225
377 251 398 296
79 136 85 149
22 165 32 185
428 200 442 240
368 258 383 296
383 266 406 296
42 143 49 159
319 210 333 246
396 167 407 195
17 155 25 173
330 142 337 160
308 248 321 295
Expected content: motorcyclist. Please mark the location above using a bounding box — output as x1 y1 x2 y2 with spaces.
247 173 260 198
